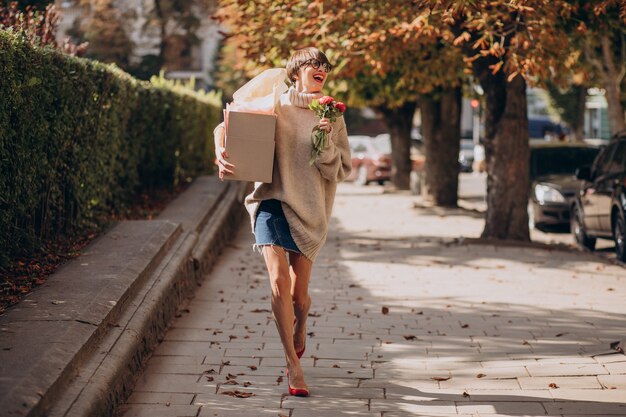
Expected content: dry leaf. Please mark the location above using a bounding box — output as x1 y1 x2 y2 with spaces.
204 369 216 374
276 375 283 385
463 391 470 398
555 333 567 337
223 380 238 385
227 373 238 379
243 381 252 387
251 308 271 313
382 306 389 315
549 383 559 389
332 364 341 368
476 373 486 378
461 324 469 328
431 376 451 381
248 365 258 371
222 360 231 366
404 335 417 341
221 390 256 398
206 376 214 382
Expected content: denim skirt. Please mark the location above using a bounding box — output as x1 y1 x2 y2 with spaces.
254 199 302 254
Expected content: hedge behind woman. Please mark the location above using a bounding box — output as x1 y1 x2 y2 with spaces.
213 47 351 397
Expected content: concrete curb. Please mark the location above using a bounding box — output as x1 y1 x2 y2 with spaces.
0 176 248 417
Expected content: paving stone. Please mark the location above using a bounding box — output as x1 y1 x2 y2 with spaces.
598 374 626 389
526 363 609 377
603 361 626 374
369 399 457 413
116 404 200 417
518 376 603 390
456 401 546 414
543 401 626 414
550 388 626 402
125 392 194 405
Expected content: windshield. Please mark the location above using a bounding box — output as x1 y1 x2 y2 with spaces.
530 147 599 179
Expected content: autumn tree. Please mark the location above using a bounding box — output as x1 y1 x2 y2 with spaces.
215 1 464 196
568 0 626 136
409 1 576 241
82 0 132 68
146 0 215 72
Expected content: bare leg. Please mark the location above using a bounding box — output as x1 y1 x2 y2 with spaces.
289 251 312 355
262 246 307 390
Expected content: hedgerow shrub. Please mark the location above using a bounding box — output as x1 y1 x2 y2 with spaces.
0 30 220 267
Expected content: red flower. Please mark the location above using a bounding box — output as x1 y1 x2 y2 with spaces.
319 95 334 105
334 101 347 113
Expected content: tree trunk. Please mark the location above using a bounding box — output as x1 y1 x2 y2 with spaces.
605 77 626 136
573 85 586 142
377 102 416 190
420 86 462 206
599 34 626 135
477 69 530 241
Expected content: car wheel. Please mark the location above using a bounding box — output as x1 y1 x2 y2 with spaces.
613 213 626 262
355 166 369 186
571 204 596 251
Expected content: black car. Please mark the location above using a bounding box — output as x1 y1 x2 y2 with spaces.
528 143 599 229
571 133 626 261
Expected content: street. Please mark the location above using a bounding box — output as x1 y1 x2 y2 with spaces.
117 180 626 417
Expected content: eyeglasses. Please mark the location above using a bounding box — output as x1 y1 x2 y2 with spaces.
303 58 332 73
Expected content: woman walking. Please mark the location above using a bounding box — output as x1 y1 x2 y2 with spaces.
214 47 351 396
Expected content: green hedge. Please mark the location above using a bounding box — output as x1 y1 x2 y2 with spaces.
0 30 220 267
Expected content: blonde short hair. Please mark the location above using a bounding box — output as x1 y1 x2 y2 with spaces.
286 47 332 83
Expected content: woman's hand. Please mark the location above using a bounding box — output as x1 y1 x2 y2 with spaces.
319 118 332 134
215 145 235 180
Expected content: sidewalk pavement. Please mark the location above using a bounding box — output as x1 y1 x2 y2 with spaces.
116 183 626 417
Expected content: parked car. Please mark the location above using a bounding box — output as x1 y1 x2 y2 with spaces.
571 132 626 261
528 143 600 230
347 135 392 185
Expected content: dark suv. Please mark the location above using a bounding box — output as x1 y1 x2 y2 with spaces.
571 133 626 261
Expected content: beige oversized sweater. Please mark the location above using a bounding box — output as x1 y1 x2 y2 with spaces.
217 87 352 261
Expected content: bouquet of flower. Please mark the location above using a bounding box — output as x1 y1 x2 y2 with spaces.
308 96 347 164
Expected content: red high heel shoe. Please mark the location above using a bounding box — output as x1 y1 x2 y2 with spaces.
286 368 309 397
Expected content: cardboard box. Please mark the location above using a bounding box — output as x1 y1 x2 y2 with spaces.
224 111 276 183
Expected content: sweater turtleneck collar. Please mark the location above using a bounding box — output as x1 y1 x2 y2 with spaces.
288 87 322 109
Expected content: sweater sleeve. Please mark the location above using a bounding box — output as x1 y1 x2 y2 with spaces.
314 117 352 182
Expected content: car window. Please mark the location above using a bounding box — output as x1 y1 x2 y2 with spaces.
606 141 626 175
592 143 616 178
529 147 599 179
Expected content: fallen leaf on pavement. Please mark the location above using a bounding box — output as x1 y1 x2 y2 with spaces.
549 383 559 389
463 392 470 398
476 373 486 378
248 365 258 371
431 376 451 381
382 306 389 315
332 364 340 368
206 376 214 382
221 390 255 398
223 380 238 385
403 335 417 341
251 308 271 313
276 376 283 385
